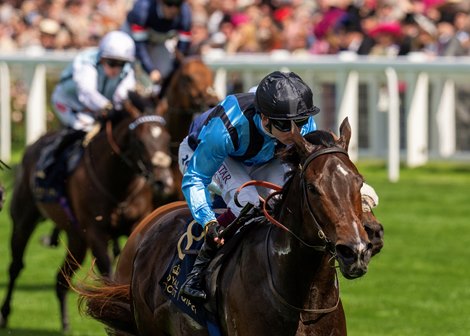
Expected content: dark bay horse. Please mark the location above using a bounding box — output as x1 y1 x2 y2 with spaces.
0 95 175 332
78 118 374 336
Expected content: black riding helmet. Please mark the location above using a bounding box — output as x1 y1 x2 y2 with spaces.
255 71 320 120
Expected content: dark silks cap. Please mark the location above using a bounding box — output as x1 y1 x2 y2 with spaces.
255 71 320 120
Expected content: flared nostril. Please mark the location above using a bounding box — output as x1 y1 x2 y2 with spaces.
336 244 355 261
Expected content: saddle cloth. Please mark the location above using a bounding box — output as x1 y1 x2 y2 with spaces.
158 219 223 330
159 214 265 335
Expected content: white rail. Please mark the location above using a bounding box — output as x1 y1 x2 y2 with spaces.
1 51 469 181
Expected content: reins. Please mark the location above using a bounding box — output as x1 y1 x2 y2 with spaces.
235 180 327 251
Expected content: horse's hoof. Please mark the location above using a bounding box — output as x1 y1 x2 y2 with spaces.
0 312 7 328
40 235 58 248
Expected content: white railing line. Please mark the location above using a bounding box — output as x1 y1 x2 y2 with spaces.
1 52 470 182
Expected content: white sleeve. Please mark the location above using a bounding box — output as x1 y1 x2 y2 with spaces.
113 69 136 110
74 60 110 112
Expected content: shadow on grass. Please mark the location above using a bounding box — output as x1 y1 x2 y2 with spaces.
1 328 62 335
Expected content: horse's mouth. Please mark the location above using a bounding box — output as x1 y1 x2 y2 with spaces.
363 211 384 256
336 244 371 279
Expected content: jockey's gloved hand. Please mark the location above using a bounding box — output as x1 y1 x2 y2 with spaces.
98 102 114 121
361 183 379 212
204 220 223 249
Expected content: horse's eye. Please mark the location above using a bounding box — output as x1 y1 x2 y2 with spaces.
307 183 320 195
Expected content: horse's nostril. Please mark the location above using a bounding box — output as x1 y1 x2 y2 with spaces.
153 181 165 192
336 244 355 261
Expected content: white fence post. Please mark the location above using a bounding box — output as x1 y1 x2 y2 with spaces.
337 70 359 161
435 79 456 157
405 72 429 167
386 68 400 183
26 64 47 145
0 62 11 163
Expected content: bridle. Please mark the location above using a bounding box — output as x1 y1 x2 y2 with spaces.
84 115 168 204
107 115 168 180
237 146 350 315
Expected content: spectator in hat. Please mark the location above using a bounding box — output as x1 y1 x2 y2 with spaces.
39 18 60 50
369 21 403 56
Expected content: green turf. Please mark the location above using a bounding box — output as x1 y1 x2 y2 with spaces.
1 160 469 335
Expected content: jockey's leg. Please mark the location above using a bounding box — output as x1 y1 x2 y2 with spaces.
181 239 217 301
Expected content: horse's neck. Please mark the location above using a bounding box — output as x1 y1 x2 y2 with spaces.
86 127 134 194
268 177 336 308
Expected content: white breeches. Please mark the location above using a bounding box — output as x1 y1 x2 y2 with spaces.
178 137 290 217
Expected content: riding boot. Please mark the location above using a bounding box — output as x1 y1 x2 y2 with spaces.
38 129 84 175
181 241 217 301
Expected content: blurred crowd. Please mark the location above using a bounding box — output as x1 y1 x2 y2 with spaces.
1 0 470 57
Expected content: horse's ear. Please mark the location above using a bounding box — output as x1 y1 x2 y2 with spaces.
337 117 351 151
123 99 141 119
291 121 315 157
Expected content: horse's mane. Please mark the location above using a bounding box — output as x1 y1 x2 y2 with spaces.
129 91 156 113
272 130 337 217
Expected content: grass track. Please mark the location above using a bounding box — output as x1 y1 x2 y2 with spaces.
1 160 469 335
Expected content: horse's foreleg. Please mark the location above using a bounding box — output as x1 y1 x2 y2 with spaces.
0 211 40 328
56 235 87 332
89 233 112 276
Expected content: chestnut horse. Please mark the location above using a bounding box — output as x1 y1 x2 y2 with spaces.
157 55 220 150
0 94 175 332
78 118 374 336
156 56 220 201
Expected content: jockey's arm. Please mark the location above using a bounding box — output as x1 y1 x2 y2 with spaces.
112 68 136 110
74 61 110 113
182 119 235 227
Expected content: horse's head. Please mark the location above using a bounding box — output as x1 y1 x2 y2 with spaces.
169 56 220 112
115 93 175 197
280 118 372 279
363 210 384 256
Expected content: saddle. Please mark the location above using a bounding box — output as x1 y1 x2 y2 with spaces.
159 208 266 330
34 130 84 203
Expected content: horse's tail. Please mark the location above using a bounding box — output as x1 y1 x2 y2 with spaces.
76 278 138 336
